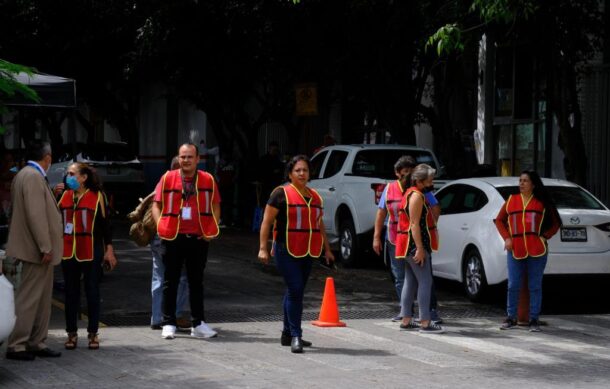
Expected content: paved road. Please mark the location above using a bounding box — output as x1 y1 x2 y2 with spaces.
2 224 610 388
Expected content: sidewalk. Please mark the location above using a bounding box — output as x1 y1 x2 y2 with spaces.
2 311 610 388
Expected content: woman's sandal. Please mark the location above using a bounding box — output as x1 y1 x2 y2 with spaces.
88 333 100 350
65 332 78 350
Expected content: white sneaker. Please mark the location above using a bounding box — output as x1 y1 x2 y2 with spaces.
161 325 176 339
191 322 217 338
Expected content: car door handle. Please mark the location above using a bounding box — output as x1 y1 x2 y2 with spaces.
329 187 336 192
461 224 469 230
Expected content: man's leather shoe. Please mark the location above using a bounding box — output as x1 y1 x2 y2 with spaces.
281 333 311 347
32 348 62 358
291 337 304 353
6 351 35 361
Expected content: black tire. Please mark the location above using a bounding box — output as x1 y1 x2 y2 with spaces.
338 218 359 267
462 248 488 302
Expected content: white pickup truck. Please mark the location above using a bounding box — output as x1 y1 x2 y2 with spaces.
308 144 447 266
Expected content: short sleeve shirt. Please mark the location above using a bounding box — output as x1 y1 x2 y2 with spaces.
267 187 312 244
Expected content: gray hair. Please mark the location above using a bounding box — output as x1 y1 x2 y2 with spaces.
410 164 436 184
25 140 52 162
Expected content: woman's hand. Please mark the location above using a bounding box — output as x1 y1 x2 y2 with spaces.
324 248 335 264
103 245 118 271
504 238 513 251
414 247 425 266
258 249 270 265
53 183 64 197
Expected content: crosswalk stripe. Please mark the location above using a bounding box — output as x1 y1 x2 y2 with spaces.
310 325 482 368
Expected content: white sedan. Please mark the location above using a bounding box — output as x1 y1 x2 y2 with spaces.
433 177 610 301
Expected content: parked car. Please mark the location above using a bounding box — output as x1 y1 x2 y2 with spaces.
47 142 146 214
308 144 447 266
433 177 610 301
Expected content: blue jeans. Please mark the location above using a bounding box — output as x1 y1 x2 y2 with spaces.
274 242 313 337
400 252 434 321
506 252 548 321
150 235 189 325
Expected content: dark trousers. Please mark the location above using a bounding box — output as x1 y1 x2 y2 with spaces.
274 242 313 337
62 246 103 334
162 235 209 327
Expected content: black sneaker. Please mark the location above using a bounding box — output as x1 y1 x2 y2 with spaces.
500 317 517 330
419 322 444 334
399 320 420 330
529 319 541 332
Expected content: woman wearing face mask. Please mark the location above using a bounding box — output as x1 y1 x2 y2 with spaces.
58 162 117 350
395 164 443 333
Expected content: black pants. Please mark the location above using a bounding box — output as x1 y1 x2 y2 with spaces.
161 235 209 327
62 245 103 334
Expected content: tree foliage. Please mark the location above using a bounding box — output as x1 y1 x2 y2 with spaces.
426 0 603 183
0 59 39 134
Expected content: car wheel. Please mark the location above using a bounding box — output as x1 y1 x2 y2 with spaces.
339 218 359 267
462 248 488 302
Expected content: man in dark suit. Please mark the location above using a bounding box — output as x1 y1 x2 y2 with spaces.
5 140 63 361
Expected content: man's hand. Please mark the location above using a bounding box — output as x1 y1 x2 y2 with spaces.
41 251 53 265
53 183 64 197
373 237 383 256
258 249 270 265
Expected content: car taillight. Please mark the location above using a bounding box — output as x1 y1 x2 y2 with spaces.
371 183 386 205
595 222 610 232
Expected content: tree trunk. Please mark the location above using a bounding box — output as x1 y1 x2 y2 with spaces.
550 65 587 186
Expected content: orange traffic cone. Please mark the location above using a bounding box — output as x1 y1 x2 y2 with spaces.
311 277 346 327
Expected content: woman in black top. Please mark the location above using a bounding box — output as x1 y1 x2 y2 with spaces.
258 155 334 353
60 163 117 350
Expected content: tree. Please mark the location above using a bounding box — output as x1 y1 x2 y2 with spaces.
0 59 39 135
427 0 603 184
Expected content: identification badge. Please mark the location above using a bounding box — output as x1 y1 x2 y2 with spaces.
64 223 74 234
182 207 192 220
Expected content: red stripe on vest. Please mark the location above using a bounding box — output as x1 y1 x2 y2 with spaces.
157 170 220 240
59 190 101 261
278 184 324 258
506 194 547 259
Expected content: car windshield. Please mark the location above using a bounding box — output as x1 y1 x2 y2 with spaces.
351 149 439 180
496 186 606 210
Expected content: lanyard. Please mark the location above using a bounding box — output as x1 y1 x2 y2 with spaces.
180 171 196 203
27 161 46 178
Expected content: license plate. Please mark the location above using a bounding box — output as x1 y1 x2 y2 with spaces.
107 166 121 175
560 227 587 242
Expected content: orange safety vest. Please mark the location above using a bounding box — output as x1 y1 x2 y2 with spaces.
385 180 405 245
395 187 439 258
274 184 324 258
59 190 102 261
506 194 547 259
157 170 220 240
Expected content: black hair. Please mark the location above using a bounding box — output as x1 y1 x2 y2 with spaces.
25 140 51 162
178 143 199 156
394 155 416 172
285 154 311 181
520 170 562 230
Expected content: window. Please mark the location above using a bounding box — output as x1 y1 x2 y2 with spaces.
310 150 328 180
351 150 439 179
460 186 488 212
436 186 461 215
496 186 605 210
322 150 348 179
